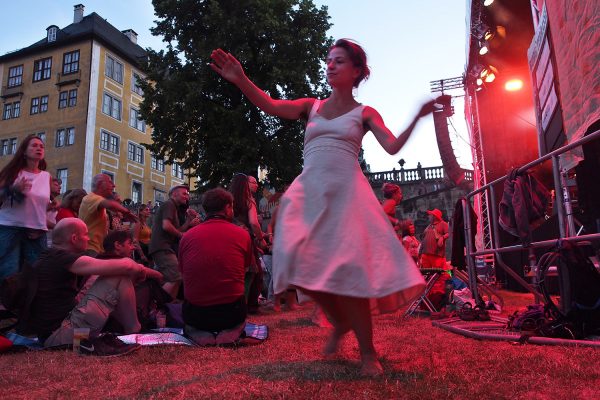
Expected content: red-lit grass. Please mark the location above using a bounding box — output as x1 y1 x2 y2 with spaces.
1 290 598 399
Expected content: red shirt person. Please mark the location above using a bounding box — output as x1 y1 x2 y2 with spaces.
178 188 253 334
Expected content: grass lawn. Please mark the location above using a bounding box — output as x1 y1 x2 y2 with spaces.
1 290 599 399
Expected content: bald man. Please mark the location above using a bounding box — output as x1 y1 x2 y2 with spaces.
25 218 162 355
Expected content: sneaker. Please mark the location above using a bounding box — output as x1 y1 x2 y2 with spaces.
79 333 141 357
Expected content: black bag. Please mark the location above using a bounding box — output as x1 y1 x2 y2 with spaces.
537 241 600 338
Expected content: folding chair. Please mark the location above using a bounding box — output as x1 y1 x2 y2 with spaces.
404 268 445 317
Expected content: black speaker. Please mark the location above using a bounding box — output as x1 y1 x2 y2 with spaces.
432 111 464 185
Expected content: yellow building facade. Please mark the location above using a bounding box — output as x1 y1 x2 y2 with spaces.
0 5 186 204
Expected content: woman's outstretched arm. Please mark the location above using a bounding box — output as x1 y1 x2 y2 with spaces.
364 100 437 155
210 49 313 120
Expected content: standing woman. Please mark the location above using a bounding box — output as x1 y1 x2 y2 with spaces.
229 173 266 313
211 39 435 376
0 134 52 280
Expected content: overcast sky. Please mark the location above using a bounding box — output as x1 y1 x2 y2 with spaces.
0 0 472 172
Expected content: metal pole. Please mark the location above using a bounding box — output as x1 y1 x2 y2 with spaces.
462 197 484 307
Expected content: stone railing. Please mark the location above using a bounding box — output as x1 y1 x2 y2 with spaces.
366 166 473 185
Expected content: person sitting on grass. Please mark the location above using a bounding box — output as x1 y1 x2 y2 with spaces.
24 218 162 356
178 188 253 345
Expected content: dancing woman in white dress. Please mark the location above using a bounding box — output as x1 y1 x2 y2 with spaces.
211 39 437 376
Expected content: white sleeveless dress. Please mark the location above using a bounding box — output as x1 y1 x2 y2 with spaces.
273 100 425 313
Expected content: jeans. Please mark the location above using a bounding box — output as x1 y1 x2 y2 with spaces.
0 224 47 281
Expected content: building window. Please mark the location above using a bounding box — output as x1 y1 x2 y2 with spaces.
132 181 142 204
154 189 167 205
62 50 79 75
40 95 48 113
36 132 46 142
56 129 65 147
69 89 77 107
56 169 68 193
66 127 75 145
59 91 68 109
55 127 74 148
102 93 121 120
132 72 144 95
105 55 123 84
2 102 20 120
0 138 17 156
172 163 184 180
59 90 77 108
47 26 58 42
7 65 23 87
100 130 120 154
33 57 52 82
31 97 40 114
129 108 146 132
128 142 144 164
151 154 165 172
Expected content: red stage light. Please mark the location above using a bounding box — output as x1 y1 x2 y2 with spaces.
505 79 523 91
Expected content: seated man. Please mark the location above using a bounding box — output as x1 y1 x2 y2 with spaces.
25 218 162 356
178 188 253 343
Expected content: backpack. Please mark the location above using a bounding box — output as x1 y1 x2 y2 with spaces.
536 241 600 338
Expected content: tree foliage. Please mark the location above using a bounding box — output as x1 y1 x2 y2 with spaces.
139 0 333 190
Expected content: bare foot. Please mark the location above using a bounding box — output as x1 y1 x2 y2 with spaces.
360 357 384 377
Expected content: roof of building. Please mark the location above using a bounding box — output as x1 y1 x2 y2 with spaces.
0 12 147 67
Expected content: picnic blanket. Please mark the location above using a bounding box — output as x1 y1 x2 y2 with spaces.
1 323 268 350
119 323 268 347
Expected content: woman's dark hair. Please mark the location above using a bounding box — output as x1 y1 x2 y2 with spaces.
202 188 233 214
229 173 252 223
60 188 87 210
137 203 149 215
0 134 47 187
382 183 400 199
400 219 414 237
330 38 370 87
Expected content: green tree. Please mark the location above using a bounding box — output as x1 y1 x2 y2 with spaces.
139 0 332 190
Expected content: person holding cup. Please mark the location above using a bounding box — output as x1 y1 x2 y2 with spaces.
0 134 52 281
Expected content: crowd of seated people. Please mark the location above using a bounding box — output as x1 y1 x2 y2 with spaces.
0 135 285 356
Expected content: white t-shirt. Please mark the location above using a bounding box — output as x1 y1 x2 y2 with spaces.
0 170 51 230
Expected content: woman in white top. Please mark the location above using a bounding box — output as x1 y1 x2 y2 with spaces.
0 134 52 281
211 39 437 376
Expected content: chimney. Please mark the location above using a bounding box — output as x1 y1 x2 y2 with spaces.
122 29 138 44
74 4 85 23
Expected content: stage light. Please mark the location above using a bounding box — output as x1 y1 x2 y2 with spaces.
484 0 494 6
479 42 489 55
505 79 523 91
480 65 498 83
476 78 483 86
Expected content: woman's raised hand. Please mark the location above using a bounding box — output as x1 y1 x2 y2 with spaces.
417 99 438 118
210 49 245 84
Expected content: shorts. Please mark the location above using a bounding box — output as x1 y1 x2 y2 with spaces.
420 254 448 269
44 277 119 347
153 250 181 283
